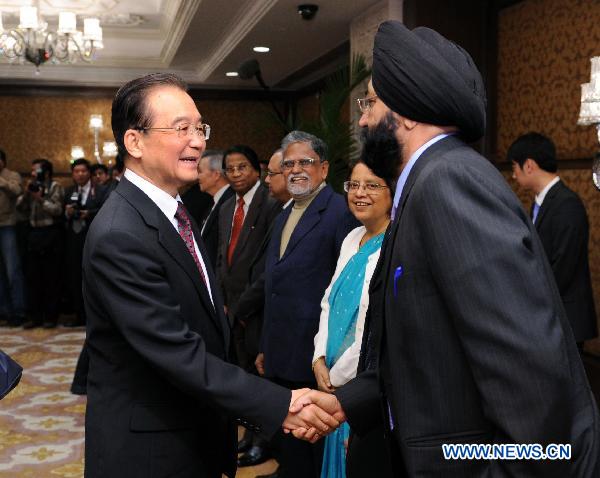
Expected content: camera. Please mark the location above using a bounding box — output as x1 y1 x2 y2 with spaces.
28 167 45 194
298 4 318 20
68 191 82 220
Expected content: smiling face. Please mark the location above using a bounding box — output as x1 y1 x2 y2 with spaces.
282 142 328 199
347 162 392 226
128 85 205 196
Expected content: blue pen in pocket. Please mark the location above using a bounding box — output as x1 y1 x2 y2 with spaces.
393 265 403 297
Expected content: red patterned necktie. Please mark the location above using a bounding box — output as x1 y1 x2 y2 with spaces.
175 201 207 285
227 197 245 266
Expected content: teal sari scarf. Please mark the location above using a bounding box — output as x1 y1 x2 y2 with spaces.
321 233 384 478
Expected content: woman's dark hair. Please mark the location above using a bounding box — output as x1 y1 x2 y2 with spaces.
111 73 188 158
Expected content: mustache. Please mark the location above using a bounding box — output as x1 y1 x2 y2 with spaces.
287 172 310 184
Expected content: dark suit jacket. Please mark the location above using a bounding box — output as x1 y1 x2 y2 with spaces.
63 182 108 235
235 203 289 358
182 183 213 226
336 136 600 477
261 185 359 383
216 183 281 318
201 185 235 270
82 177 290 478
534 180 598 342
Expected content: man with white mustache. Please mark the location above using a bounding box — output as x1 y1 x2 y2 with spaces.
258 131 359 478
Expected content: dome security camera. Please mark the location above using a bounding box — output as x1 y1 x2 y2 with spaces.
298 4 318 20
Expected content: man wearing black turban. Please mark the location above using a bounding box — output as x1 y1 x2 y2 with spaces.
291 21 599 477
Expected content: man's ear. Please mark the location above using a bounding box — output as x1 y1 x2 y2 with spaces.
124 129 143 159
524 158 537 174
399 116 418 131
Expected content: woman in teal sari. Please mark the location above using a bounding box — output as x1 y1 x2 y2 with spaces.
312 161 392 478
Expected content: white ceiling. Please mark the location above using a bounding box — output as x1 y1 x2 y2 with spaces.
0 0 381 89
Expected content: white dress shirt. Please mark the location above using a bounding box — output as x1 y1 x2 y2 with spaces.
201 184 230 235
534 176 560 208
313 226 382 387
124 169 214 305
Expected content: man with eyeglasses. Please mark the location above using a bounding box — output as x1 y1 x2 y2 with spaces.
82 73 340 478
216 144 282 467
258 131 358 478
290 21 600 477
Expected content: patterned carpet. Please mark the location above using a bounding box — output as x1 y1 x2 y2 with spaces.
0 327 277 478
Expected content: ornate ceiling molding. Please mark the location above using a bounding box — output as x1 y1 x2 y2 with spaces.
159 0 202 67
194 0 278 81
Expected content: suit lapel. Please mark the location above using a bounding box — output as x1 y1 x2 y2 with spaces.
534 181 561 230
279 186 331 262
230 184 266 265
201 187 233 239
156 213 221 329
117 178 222 333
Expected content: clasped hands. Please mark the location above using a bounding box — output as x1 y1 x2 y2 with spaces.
282 388 346 443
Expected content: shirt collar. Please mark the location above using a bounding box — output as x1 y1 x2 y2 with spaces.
392 133 453 214
213 184 230 205
535 176 560 207
80 180 91 193
124 168 182 222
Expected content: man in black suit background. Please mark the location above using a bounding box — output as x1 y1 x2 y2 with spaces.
197 149 233 270
292 22 600 477
509 132 598 352
63 158 107 327
217 145 281 372
217 145 282 468
82 73 340 478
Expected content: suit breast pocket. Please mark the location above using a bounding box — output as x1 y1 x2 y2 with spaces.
390 266 439 302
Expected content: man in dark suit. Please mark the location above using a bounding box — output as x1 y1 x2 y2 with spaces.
197 149 233 269
217 144 281 468
509 132 598 352
82 73 340 478
291 22 600 477
259 131 358 478
63 158 107 327
217 145 281 371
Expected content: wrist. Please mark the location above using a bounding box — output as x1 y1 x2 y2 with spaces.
312 356 324 371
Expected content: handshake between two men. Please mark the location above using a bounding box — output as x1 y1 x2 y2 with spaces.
282 389 346 443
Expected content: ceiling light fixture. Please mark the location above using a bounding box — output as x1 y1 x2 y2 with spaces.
0 4 103 72
253 46 270 53
226 71 239 77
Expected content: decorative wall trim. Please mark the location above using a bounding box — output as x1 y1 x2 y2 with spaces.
496 158 594 171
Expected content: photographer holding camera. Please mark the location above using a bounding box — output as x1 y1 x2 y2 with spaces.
64 158 107 327
16 158 64 329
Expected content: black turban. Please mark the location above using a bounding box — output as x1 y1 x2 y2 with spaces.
372 21 486 142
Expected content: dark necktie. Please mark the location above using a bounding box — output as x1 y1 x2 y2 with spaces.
227 197 245 266
175 201 207 285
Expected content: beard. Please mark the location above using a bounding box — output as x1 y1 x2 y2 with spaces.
286 171 313 198
359 112 402 187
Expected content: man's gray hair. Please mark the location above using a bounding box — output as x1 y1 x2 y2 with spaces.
202 149 225 175
281 131 328 162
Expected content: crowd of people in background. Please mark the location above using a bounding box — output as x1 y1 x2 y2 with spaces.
0 151 124 329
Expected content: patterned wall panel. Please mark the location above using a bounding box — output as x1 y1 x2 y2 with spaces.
497 0 600 161
502 168 600 354
0 96 286 176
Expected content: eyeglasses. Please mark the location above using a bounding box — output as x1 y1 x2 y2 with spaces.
224 163 250 175
281 157 320 171
266 170 283 177
356 95 378 114
138 123 211 140
343 180 388 194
